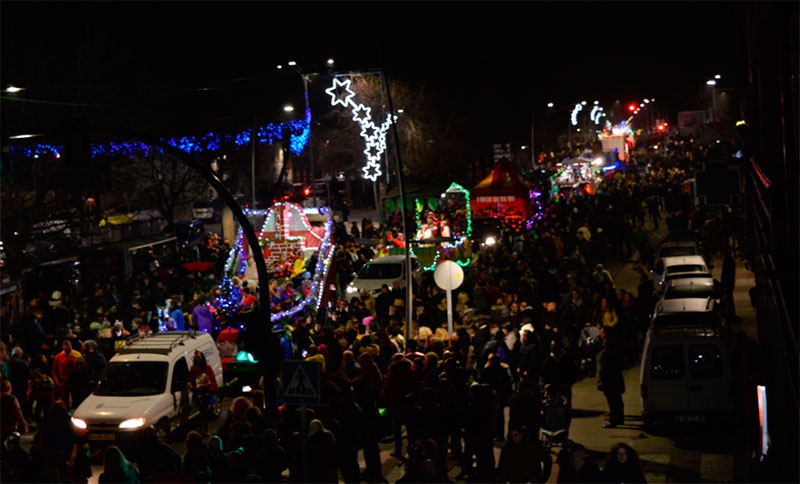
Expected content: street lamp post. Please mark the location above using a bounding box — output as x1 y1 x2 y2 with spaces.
282 61 318 206
707 74 721 126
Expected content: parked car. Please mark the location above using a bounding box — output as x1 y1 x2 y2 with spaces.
192 199 220 223
658 276 721 303
653 241 701 280
345 254 421 297
655 255 711 296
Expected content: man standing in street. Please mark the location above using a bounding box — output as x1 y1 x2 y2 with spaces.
597 326 625 428
51 339 81 407
7 347 33 422
82 340 108 390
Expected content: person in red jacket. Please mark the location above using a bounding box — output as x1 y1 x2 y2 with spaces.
381 352 416 460
51 340 81 406
188 350 218 436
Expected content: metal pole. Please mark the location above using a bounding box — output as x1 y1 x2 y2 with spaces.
251 115 257 224
531 111 535 169
712 86 717 126
301 74 318 207
380 70 414 339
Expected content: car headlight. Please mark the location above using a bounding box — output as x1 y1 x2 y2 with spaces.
346 285 358 294
118 418 146 429
484 236 497 246
71 417 87 429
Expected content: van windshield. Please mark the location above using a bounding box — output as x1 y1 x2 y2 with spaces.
357 262 402 280
94 361 168 396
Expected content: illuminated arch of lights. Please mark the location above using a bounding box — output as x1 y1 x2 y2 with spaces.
325 77 393 182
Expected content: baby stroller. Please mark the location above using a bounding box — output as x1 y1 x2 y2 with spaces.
577 324 603 377
540 385 572 452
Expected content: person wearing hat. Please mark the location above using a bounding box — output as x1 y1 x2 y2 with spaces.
272 324 294 360
44 290 72 337
557 443 601 483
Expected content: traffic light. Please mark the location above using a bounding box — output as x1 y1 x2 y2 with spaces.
628 103 637 113
302 186 311 197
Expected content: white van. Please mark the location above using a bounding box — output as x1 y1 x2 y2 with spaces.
639 325 734 430
345 254 422 297
71 331 224 450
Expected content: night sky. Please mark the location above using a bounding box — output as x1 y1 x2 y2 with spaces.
1 1 748 144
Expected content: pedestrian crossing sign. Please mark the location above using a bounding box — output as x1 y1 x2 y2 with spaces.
281 360 320 405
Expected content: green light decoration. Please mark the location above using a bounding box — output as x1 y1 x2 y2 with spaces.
407 182 474 271
427 197 438 212
236 351 258 363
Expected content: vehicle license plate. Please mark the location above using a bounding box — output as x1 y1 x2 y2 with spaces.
89 433 116 441
674 415 706 423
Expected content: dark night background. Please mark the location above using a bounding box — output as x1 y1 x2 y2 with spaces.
1 1 748 145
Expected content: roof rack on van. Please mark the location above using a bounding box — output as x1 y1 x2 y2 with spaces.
115 330 200 356
653 326 720 337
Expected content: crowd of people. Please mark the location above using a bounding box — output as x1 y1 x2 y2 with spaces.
0 142 748 483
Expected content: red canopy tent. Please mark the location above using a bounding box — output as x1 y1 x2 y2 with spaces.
471 158 533 219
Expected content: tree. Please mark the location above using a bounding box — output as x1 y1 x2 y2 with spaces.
108 145 206 227
312 73 481 185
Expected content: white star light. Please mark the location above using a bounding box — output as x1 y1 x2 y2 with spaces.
364 142 382 161
362 161 382 181
328 77 395 184
360 121 381 140
325 78 356 108
351 104 372 123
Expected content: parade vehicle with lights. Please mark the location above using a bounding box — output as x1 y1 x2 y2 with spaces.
212 202 335 326
382 181 479 272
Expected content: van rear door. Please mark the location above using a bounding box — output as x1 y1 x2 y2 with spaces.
687 342 732 413
644 343 688 413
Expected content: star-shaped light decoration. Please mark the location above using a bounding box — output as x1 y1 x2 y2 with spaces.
325 77 356 108
363 141 382 161
362 160 382 181
351 103 372 124
327 77 395 184
360 121 381 140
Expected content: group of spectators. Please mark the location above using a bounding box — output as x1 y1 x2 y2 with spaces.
0 143 745 483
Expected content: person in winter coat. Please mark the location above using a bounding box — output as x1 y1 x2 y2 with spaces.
496 422 552 483
98 445 140 483
557 443 601 483
478 352 514 441
517 328 542 396
382 353 416 460
541 339 578 404
600 442 647 483
597 326 625 428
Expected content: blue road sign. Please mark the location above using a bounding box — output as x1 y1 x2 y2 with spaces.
281 360 320 406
